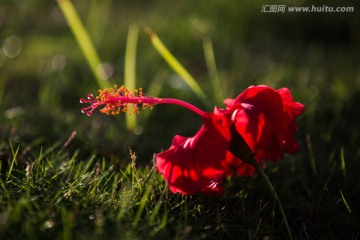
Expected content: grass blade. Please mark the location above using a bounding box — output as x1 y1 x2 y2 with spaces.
124 24 139 130
146 28 210 107
203 37 224 103
340 190 352 213
6 144 20 181
133 182 152 227
340 147 346 178
57 0 109 89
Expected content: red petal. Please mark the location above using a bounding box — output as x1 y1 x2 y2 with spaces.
233 86 284 161
277 88 305 153
156 111 232 195
223 98 235 110
277 88 305 116
229 85 304 163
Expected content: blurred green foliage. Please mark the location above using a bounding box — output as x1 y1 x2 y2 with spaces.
1 0 360 238
0 0 359 161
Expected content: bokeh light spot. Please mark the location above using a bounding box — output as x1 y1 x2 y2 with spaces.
51 54 66 71
97 62 114 80
3 35 23 58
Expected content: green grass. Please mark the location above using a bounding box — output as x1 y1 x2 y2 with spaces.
1 136 359 239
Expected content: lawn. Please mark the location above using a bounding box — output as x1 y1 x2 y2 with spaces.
1 0 359 239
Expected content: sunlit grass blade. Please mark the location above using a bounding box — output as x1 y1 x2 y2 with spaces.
6 144 20 181
133 181 152 227
57 0 109 89
340 190 352 213
124 24 139 131
340 147 346 178
148 201 162 226
203 37 224 103
146 28 210 108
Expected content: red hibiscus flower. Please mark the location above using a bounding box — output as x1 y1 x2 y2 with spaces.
81 84 304 195
224 85 305 163
156 109 234 195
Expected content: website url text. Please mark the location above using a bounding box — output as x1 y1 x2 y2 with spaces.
261 5 354 13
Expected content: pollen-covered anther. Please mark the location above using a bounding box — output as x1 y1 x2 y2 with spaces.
132 106 140 114
142 103 153 110
80 85 157 116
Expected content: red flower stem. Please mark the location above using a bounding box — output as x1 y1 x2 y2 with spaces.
100 96 206 116
247 156 293 240
158 98 205 116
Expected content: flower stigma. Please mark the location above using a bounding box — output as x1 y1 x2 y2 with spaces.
80 85 206 117
80 85 155 116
